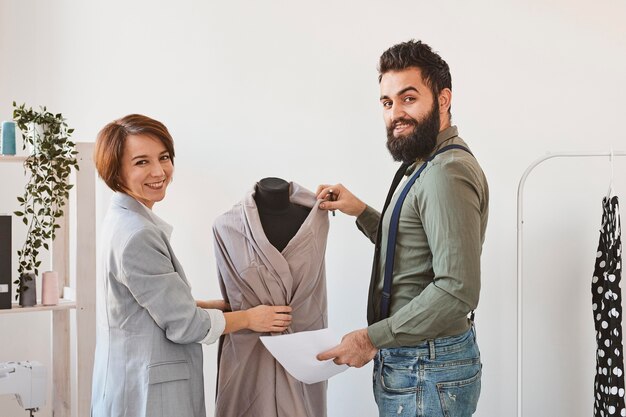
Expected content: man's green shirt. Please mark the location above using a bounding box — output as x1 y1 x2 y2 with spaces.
357 125 489 348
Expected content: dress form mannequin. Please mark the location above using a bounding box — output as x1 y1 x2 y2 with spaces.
255 177 310 252
213 181 328 416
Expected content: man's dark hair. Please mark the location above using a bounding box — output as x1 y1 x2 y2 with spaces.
378 40 452 114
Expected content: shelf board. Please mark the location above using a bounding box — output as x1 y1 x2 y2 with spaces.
0 155 27 163
0 298 76 315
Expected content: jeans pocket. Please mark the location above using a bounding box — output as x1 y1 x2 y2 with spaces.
380 354 419 393
436 366 481 417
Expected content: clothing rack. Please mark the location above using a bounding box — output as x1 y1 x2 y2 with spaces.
517 151 626 417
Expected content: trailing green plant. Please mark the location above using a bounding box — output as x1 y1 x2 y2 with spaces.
11 101 79 300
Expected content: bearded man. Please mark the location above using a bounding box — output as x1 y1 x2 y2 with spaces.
316 40 489 417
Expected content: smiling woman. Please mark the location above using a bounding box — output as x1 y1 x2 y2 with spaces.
120 134 173 208
90 114 293 417
93 114 176 203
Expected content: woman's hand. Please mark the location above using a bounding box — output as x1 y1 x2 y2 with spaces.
224 305 292 334
196 299 231 311
245 305 293 332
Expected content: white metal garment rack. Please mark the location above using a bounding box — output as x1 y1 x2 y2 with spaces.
517 150 626 417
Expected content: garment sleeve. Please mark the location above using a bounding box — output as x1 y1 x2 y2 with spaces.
367 160 484 348
119 227 214 344
355 205 381 244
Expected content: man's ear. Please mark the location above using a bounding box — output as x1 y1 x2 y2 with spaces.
438 88 452 115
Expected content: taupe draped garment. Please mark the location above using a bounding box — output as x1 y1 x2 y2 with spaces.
213 183 329 417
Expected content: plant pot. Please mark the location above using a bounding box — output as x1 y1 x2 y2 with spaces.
27 123 44 155
18 273 37 307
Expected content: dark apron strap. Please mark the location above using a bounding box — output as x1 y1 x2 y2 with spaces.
380 144 473 319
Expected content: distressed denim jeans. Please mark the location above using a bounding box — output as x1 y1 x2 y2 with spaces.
372 326 481 417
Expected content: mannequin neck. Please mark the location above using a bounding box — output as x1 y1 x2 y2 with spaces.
255 177 291 212
254 177 310 252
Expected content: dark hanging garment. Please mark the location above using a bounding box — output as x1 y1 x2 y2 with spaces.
592 196 625 417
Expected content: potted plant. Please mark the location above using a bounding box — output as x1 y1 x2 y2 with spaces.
11 102 79 306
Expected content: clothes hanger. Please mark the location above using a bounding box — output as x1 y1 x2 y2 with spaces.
604 146 621 241
606 146 615 199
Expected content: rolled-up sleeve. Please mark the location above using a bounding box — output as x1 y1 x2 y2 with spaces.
201 309 225 345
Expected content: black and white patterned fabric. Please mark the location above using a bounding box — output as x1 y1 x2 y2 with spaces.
593 196 624 417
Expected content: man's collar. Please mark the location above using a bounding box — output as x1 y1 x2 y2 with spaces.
434 125 459 148
404 125 459 176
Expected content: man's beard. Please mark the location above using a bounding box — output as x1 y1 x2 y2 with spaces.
386 102 440 163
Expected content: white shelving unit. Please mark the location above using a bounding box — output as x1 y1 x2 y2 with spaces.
0 142 96 417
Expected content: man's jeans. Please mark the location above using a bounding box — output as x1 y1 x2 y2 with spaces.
373 326 481 417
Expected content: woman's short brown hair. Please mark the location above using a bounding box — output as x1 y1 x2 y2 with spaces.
94 114 175 192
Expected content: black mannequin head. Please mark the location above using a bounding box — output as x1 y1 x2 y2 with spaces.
255 177 291 212
254 177 310 252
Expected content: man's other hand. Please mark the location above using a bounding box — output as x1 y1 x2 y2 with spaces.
316 328 378 368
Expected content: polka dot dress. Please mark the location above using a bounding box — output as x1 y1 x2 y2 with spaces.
593 196 624 417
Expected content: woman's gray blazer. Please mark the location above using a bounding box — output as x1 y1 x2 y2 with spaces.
91 193 213 417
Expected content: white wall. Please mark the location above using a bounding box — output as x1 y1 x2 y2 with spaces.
1 1 626 416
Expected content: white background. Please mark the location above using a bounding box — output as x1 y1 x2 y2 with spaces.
1 1 626 416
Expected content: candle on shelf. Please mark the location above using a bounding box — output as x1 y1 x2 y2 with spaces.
41 271 59 306
1 121 16 155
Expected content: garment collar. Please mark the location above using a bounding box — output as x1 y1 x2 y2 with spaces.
111 193 173 239
241 182 326 279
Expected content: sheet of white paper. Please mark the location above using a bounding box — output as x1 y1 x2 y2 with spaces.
260 328 349 384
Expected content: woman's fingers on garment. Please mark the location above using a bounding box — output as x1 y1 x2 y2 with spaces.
273 313 292 323
270 323 290 332
271 305 292 313
247 305 292 332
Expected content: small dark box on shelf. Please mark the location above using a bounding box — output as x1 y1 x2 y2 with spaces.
0 215 11 309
